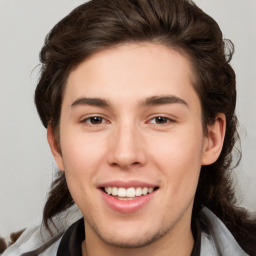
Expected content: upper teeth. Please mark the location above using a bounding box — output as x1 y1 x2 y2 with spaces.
104 187 154 198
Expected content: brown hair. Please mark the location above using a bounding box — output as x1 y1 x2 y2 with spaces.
35 0 256 254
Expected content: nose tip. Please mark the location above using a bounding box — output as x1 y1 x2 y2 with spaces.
110 153 142 169
107 126 146 169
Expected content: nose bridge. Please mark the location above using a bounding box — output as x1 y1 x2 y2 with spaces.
108 117 146 168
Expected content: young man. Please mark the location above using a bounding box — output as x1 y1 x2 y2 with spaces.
3 0 256 255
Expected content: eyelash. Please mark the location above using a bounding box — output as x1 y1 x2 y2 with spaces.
80 115 175 126
148 116 175 125
81 116 109 125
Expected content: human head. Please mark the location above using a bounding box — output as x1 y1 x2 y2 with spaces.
35 0 238 227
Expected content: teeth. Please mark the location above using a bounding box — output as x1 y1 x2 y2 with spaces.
118 188 126 197
142 187 148 195
135 187 142 196
106 187 112 195
104 187 155 198
112 187 118 196
148 187 154 193
127 188 135 197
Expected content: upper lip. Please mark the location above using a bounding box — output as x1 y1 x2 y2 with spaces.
97 180 159 189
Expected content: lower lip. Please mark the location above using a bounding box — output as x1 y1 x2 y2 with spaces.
100 190 156 213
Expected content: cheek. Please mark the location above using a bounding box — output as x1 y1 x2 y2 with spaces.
59 131 107 189
148 127 204 195
59 133 107 211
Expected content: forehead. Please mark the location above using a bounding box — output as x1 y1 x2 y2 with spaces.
63 42 199 109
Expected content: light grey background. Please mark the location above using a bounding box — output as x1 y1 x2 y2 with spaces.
0 0 255 236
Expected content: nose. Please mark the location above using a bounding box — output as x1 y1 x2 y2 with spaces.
107 122 147 169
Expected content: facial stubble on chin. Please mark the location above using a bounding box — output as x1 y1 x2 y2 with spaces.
83 215 178 249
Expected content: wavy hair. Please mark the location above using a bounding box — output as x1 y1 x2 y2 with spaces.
35 0 255 254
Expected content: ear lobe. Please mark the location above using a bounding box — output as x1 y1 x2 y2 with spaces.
201 113 226 166
47 124 65 171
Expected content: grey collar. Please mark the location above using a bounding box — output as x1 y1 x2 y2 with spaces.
199 208 249 256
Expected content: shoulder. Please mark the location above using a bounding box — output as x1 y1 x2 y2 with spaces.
2 207 82 256
1 224 63 256
198 207 249 256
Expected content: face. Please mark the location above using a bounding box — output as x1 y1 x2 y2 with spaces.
49 43 223 250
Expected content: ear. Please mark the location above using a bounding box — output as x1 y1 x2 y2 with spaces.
201 113 226 165
47 124 65 171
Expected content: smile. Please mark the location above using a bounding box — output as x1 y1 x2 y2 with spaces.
100 186 158 213
104 187 156 199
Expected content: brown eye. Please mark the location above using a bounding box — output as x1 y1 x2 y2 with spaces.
147 116 175 126
81 116 108 125
89 116 104 124
154 116 169 124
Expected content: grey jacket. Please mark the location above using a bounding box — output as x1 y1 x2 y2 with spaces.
2 207 249 255
199 208 248 255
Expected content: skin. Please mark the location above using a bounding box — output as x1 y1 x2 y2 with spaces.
48 43 226 256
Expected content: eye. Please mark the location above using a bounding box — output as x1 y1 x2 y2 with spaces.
149 116 173 124
82 116 108 125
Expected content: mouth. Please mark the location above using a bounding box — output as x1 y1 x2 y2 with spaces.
101 186 159 200
99 183 159 213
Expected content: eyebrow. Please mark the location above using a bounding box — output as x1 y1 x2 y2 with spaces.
71 95 188 108
71 97 110 108
140 95 188 107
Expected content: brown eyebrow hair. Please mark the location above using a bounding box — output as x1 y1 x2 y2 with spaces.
140 95 188 107
71 97 110 108
71 95 188 108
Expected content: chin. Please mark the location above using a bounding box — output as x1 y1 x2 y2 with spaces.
91 220 171 249
100 233 162 249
